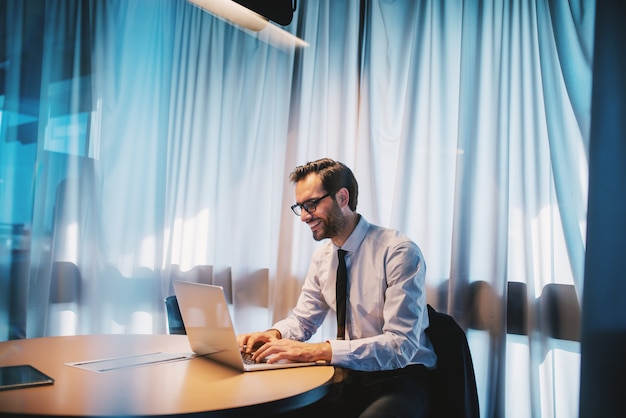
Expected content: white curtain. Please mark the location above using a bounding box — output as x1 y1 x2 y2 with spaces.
0 0 595 417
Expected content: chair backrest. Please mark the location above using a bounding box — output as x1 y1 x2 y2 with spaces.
49 261 82 304
164 295 186 335
425 304 480 418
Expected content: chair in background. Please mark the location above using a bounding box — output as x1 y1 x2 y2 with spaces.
426 304 480 418
49 261 82 304
507 281 528 336
164 295 186 335
539 283 581 341
47 261 82 336
506 281 581 341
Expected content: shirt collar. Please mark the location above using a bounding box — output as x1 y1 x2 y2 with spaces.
335 214 368 253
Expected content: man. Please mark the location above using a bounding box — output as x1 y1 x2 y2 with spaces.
237 158 437 417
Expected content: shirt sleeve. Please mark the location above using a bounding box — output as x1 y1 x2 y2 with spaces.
271 245 333 341
329 240 433 371
273 225 436 371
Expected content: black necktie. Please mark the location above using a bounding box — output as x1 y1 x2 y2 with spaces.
336 249 348 339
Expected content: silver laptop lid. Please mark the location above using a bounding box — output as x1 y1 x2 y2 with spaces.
173 280 319 372
173 281 246 371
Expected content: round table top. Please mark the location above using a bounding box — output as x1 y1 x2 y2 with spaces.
0 334 334 417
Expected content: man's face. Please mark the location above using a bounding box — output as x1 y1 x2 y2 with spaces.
294 173 347 241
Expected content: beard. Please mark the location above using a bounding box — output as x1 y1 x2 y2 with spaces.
311 201 347 241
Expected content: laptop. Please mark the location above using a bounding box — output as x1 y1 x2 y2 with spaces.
173 280 320 372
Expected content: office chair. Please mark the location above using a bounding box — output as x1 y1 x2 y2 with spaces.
47 261 82 336
49 261 82 304
164 295 186 335
426 304 480 418
507 282 581 341
539 283 581 341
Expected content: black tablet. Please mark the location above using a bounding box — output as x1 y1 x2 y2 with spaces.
0 365 55 391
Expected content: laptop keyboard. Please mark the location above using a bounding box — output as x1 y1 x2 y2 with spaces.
240 351 266 365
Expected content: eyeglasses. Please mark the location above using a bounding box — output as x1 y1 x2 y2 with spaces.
290 193 330 216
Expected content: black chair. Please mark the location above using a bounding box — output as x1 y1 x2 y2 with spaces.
164 295 186 335
49 261 82 304
426 304 480 418
507 281 581 341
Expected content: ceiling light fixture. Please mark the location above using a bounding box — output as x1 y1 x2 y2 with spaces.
187 0 308 49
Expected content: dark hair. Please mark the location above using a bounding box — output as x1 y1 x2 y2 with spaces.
289 158 359 211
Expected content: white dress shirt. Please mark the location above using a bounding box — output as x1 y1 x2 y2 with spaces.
272 216 438 371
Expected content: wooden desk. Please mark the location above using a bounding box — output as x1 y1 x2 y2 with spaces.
0 334 334 417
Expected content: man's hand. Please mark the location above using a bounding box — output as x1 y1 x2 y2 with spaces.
237 329 281 353
252 339 332 364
